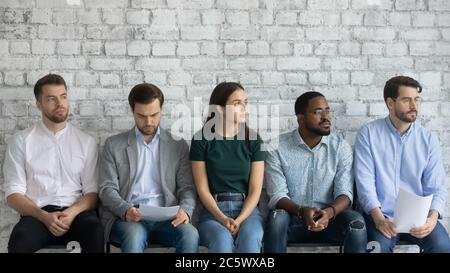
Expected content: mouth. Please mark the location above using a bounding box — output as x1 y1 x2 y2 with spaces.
54 108 66 115
320 121 331 127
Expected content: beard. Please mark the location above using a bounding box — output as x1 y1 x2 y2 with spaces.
44 107 68 123
137 124 158 137
305 120 331 136
395 109 417 123
309 126 331 136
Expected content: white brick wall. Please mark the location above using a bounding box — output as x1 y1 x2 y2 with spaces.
0 0 449 253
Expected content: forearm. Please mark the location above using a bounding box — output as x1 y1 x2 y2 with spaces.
198 189 227 222
328 195 351 216
64 192 98 217
236 187 261 223
276 197 301 215
7 193 48 222
370 207 385 221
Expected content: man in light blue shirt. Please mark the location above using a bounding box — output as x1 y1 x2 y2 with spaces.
131 127 163 207
355 76 450 253
264 91 367 253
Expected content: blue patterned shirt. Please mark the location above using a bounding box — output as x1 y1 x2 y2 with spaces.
265 129 354 210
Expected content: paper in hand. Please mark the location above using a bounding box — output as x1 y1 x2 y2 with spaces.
394 188 433 233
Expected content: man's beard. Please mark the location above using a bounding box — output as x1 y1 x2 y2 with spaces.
306 120 331 136
44 108 68 123
396 109 417 123
137 124 158 137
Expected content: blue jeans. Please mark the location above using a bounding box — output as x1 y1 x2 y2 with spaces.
364 214 450 253
198 199 264 253
265 209 367 253
110 219 199 253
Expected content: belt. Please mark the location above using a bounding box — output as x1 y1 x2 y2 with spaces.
214 193 246 202
42 205 69 212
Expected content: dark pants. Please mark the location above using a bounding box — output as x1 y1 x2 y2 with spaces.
8 205 104 253
264 209 367 253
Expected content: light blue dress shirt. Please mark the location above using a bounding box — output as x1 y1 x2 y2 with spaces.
354 116 447 218
131 126 164 207
265 129 354 210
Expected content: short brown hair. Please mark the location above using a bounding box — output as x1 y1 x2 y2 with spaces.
384 76 422 103
128 83 164 110
34 74 67 100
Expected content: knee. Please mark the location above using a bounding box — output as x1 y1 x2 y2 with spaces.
178 224 199 244
206 229 233 246
267 210 290 235
8 233 31 253
8 225 38 253
82 218 104 237
344 211 366 232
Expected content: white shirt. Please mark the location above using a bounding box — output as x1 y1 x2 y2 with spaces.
130 126 164 207
3 121 99 208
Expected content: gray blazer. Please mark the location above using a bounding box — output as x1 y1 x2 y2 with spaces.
98 127 196 241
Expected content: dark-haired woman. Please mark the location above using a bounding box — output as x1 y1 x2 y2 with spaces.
189 82 265 253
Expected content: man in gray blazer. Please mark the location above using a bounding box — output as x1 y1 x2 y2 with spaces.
99 83 199 253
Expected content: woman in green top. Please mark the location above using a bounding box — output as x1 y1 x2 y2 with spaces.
190 82 265 253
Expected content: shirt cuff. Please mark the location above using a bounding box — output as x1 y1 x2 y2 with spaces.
4 185 26 200
268 194 289 210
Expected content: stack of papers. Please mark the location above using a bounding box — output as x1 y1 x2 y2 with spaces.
394 188 433 233
139 205 180 221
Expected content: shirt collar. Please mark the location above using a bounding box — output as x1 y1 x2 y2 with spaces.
135 126 160 145
384 115 415 138
38 120 69 139
292 128 328 150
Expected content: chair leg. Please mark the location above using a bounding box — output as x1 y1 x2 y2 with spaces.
106 242 111 253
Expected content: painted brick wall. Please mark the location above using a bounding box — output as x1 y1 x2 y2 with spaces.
0 0 449 252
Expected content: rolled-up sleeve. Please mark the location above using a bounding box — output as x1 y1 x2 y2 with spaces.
3 133 27 199
333 140 354 203
354 125 381 214
264 148 289 210
422 134 447 218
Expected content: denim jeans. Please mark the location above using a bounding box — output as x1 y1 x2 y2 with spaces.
110 219 199 253
264 209 367 253
364 214 450 253
198 199 264 253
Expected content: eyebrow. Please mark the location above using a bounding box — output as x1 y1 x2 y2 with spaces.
44 93 67 97
137 112 159 117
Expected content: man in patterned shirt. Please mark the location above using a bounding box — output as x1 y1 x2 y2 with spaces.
264 91 367 253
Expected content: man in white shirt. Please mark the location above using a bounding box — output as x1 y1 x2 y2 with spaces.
3 74 104 253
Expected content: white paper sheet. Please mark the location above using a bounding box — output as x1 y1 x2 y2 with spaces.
139 205 180 221
394 188 433 233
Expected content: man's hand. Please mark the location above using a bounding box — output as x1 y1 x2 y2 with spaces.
302 207 324 232
125 207 143 222
410 211 438 238
171 208 190 227
374 217 397 239
312 208 334 232
42 211 70 236
58 210 76 228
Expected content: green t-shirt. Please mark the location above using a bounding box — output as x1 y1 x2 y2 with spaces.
189 131 266 194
